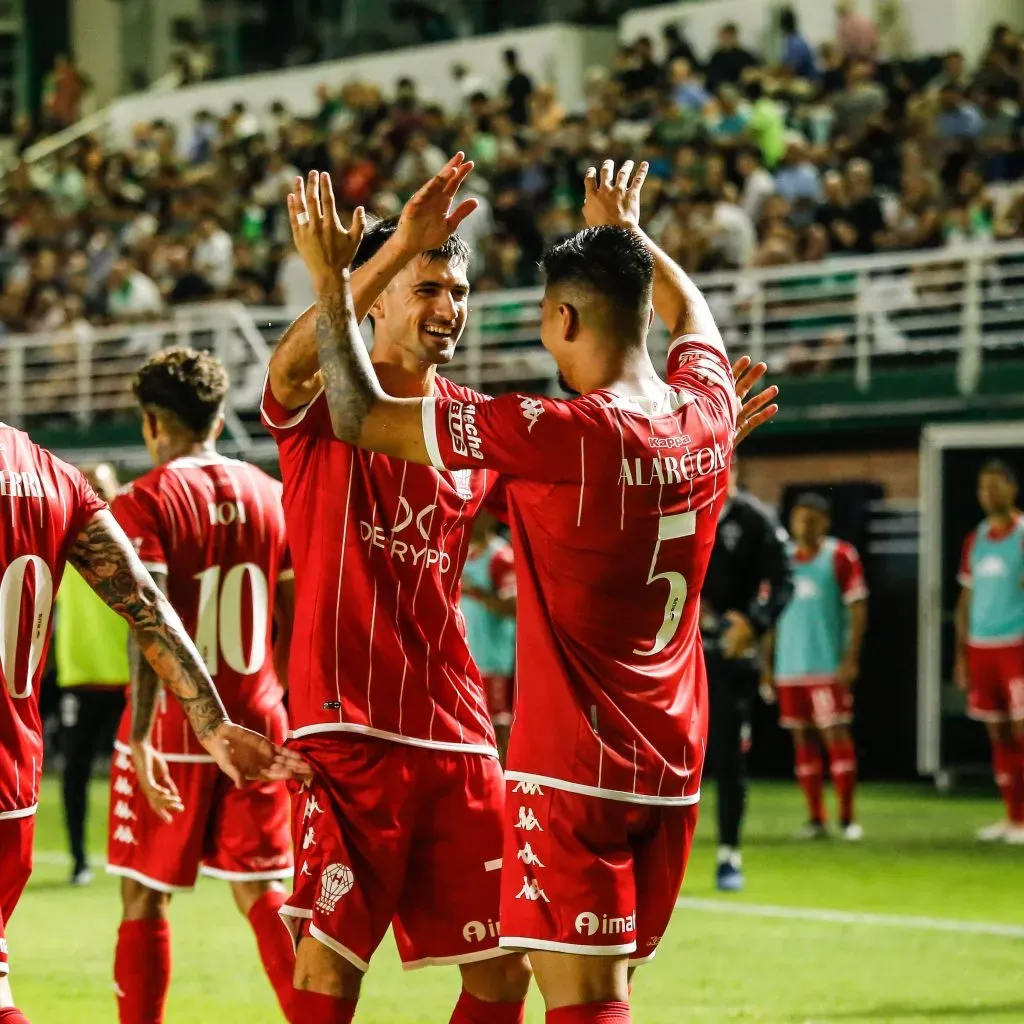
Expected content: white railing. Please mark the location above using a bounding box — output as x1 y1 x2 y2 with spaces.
253 239 1024 398
1 302 270 449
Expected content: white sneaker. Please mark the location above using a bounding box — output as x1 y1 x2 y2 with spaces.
1004 825 1024 845
840 822 864 842
976 821 1010 842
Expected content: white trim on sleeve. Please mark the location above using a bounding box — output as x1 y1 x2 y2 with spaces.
0 804 37 821
259 371 325 431
844 585 869 605
421 396 446 471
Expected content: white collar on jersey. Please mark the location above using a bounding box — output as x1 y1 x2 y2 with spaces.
167 452 236 469
604 389 692 416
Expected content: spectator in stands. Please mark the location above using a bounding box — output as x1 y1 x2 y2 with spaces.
775 137 823 225
832 59 888 149
503 49 534 125
662 23 701 70
705 22 760 94
737 146 777 224
668 58 710 112
883 172 943 251
104 257 163 322
194 215 235 291
929 50 971 94
779 8 817 81
977 88 1017 181
42 54 88 130
706 85 750 146
746 81 786 168
835 0 878 62
934 85 983 143
694 189 757 270
451 63 486 109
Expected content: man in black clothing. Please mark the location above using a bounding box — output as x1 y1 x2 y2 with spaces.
702 470 793 891
503 49 534 125
705 22 760 94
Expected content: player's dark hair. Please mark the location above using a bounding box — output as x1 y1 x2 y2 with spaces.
979 459 1018 487
133 346 229 437
793 492 832 516
540 227 654 338
352 214 471 272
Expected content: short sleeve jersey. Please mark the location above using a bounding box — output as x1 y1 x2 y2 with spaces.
0 425 106 817
261 376 501 756
423 336 737 804
112 454 291 758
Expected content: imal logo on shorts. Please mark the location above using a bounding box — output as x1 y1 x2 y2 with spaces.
574 911 636 937
0 937 8 954
462 919 500 943
448 402 484 461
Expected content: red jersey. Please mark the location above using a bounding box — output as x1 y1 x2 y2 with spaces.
112 453 291 759
261 376 501 756
423 336 737 804
0 425 106 817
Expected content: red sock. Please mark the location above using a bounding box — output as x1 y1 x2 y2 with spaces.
546 1002 631 1023
450 989 525 1024
248 889 297 1021
290 990 356 1024
114 919 171 1024
794 742 825 823
993 740 1024 824
827 736 858 824
0 1008 33 1023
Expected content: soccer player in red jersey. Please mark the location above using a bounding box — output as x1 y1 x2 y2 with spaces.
287 157 777 1024
105 348 298 1024
0 427 283 1024
264 160 534 1024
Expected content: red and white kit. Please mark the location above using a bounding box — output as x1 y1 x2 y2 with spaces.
0 424 106 975
262 377 507 971
422 336 736 961
106 454 293 892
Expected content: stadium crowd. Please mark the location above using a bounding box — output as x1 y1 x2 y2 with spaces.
3 10 1024 335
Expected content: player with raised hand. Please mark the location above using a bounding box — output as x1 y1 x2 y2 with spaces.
0 423 290 1024
288 158 775 1024
107 348 299 1024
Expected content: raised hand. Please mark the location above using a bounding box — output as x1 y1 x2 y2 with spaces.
732 356 779 447
583 159 649 231
287 170 366 288
393 153 479 254
130 741 185 824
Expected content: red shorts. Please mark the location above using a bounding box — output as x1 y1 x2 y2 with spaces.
483 674 513 727
282 734 505 972
499 779 698 964
106 746 292 891
0 815 34 976
777 681 853 729
967 644 1024 722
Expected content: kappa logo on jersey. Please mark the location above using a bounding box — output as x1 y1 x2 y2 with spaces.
114 776 134 797
515 806 543 832
647 434 691 449
462 918 500 943
113 825 138 845
976 554 1010 578
303 826 317 850
517 843 545 868
113 800 136 821
512 780 544 796
520 397 545 433
0 470 44 499
575 911 636 937
448 402 484 461
618 443 728 488
304 795 323 821
795 577 821 599
360 498 453 574
515 877 550 903
315 863 355 914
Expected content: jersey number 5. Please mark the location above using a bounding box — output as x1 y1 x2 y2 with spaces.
194 564 269 675
634 511 696 658
0 555 53 698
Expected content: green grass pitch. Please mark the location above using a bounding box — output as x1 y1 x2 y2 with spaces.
8 778 1024 1022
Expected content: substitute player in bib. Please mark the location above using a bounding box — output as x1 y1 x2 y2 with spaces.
461 512 517 762
107 348 298 1024
955 460 1024 843
286 159 779 1024
763 493 868 840
0 427 283 1024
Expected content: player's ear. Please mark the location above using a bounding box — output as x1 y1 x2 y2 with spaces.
369 294 387 323
559 303 580 342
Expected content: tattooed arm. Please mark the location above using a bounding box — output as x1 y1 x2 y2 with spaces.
68 510 281 784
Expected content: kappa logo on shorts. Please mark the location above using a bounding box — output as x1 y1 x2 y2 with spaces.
515 877 550 903
113 825 138 845
302 826 317 850
515 807 543 832
647 935 662 949
315 863 355 914
517 843 545 868
304 795 323 821
512 781 544 796
462 919 500 943
114 752 132 772
114 776 134 797
300 863 313 877
113 800 136 821
575 911 636 937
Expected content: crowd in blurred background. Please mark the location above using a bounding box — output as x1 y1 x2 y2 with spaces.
4 7 1024 335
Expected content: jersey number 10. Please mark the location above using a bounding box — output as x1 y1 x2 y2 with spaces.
194 564 269 675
